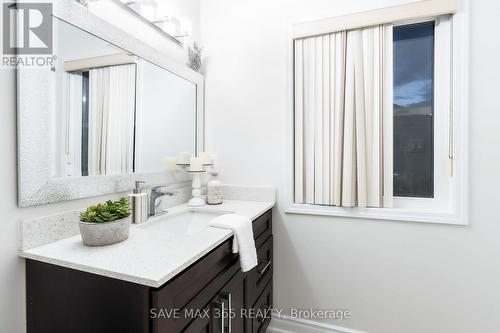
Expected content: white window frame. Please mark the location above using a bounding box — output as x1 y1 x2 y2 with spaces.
392 15 451 212
284 3 468 225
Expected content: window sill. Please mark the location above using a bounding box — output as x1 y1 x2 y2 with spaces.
284 203 467 225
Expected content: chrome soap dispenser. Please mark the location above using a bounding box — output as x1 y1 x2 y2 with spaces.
128 181 149 224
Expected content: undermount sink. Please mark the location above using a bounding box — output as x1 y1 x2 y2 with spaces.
138 211 226 236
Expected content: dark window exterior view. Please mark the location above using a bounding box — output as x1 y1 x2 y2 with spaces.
81 71 89 177
393 21 435 198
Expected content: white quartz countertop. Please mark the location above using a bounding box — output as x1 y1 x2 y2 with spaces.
19 200 274 288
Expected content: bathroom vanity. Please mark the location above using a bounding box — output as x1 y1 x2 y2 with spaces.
22 201 274 333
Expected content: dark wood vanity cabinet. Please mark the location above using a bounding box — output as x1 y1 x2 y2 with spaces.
26 209 273 333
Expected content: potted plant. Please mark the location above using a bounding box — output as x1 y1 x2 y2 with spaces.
79 197 132 246
187 42 203 72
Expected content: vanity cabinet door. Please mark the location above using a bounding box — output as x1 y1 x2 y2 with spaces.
151 239 239 333
219 270 247 333
247 236 273 307
251 281 273 333
26 260 150 333
183 270 246 333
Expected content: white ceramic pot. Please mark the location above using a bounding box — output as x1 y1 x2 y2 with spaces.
79 217 131 247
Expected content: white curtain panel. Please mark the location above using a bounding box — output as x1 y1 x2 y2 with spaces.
88 64 136 175
105 64 136 174
294 25 393 208
88 66 109 175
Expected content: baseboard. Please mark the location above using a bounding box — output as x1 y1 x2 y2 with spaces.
267 315 367 333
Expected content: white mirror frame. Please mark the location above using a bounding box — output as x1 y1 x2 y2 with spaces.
17 0 205 207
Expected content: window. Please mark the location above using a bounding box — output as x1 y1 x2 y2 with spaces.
393 22 435 198
288 5 467 225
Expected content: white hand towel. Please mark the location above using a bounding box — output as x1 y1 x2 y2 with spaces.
209 214 258 272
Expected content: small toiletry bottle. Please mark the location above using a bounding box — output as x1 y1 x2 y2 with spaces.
128 181 149 224
206 171 223 205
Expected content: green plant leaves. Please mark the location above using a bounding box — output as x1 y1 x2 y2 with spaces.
80 197 131 223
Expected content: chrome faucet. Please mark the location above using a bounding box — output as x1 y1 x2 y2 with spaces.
149 185 178 217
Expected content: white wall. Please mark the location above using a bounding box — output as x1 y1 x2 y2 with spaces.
201 0 500 332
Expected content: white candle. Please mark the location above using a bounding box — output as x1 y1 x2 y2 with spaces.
164 157 177 171
199 152 213 164
178 152 191 164
190 157 203 171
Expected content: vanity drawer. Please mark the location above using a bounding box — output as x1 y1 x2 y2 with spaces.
252 210 272 248
248 236 273 307
251 280 273 333
151 238 239 333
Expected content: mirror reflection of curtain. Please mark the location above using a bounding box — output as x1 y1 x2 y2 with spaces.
88 64 136 175
63 72 83 177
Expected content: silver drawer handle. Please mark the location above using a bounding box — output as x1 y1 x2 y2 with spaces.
213 301 225 333
258 260 271 275
221 291 232 333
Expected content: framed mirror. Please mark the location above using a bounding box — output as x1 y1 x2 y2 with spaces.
17 0 204 206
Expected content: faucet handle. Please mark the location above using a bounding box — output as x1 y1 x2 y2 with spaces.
151 185 164 194
152 189 178 216
151 185 178 194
